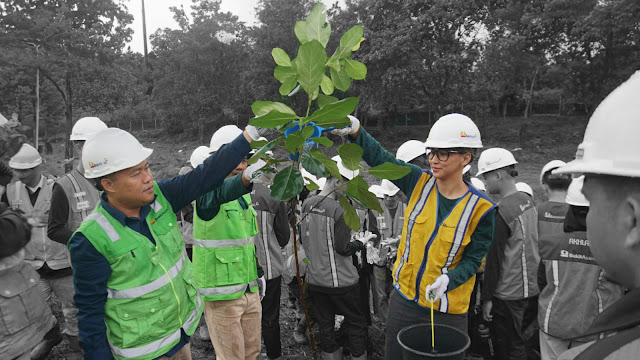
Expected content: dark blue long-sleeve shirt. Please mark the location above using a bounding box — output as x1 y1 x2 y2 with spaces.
68 134 251 359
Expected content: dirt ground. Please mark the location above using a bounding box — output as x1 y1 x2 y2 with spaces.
39 114 588 359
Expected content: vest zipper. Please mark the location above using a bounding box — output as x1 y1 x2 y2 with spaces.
156 246 183 327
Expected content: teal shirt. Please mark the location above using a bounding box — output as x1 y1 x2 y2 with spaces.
351 127 496 290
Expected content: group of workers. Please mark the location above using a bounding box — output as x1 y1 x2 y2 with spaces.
0 70 639 360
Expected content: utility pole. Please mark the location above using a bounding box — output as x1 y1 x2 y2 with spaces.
26 42 41 150
142 0 149 68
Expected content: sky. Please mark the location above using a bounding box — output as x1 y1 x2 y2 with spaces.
125 0 343 53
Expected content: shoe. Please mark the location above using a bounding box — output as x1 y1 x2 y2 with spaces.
31 321 63 360
293 329 307 344
350 351 367 360
323 348 343 360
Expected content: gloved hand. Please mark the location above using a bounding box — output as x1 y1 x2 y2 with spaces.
243 159 275 184
356 231 377 247
330 115 360 137
425 274 450 302
257 276 266 301
245 125 271 142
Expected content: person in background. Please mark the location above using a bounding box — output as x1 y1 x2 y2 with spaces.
395 139 429 169
176 166 195 260
517 182 535 199
0 202 62 360
251 181 290 360
0 160 12 202
478 148 540 360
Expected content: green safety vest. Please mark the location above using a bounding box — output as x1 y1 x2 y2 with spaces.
192 193 259 301
75 182 202 360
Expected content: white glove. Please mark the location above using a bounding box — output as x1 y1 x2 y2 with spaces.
330 115 360 136
243 159 275 184
258 276 266 301
245 125 271 142
356 231 377 247
425 274 449 302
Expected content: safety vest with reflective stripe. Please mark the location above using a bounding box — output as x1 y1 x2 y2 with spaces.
301 195 360 289
8 177 71 270
538 229 624 339
56 167 100 232
192 193 259 301
251 184 286 281
75 182 203 360
392 173 496 314
494 192 540 300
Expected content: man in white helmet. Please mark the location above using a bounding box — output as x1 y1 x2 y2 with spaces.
552 71 640 360
46 117 107 357
333 113 497 359
537 177 624 360
5 143 71 356
192 125 272 360
396 140 429 169
67 125 262 359
477 147 540 360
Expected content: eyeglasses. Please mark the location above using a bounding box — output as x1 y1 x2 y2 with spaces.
427 148 464 162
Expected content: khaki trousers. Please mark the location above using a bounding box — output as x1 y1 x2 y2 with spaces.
159 343 191 360
204 291 262 360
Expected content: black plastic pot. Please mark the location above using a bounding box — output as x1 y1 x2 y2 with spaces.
397 323 470 360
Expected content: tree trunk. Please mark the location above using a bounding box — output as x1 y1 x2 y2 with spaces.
64 71 74 173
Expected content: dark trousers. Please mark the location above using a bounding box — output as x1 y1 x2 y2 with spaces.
261 276 282 359
385 290 468 360
491 297 539 360
309 284 368 357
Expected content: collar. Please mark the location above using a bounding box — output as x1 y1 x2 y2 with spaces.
26 175 45 193
100 193 155 226
580 287 640 336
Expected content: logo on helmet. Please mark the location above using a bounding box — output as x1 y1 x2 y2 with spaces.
461 131 476 138
89 158 109 168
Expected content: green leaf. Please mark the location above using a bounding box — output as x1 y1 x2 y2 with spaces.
279 77 298 96
352 37 365 51
294 20 309 44
311 137 333 147
251 101 296 117
250 140 268 149
320 74 334 95
305 178 320 191
344 59 367 80
367 162 412 180
317 94 339 108
272 48 292 67
330 67 351 92
294 40 328 95
270 166 304 202
334 25 364 59
250 110 299 129
337 143 363 171
308 148 342 181
306 97 358 127
301 125 315 140
274 65 296 83
311 87 319 100
285 133 306 155
301 152 326 178
346 176 384 213
248 136 283 165
305 3 331 48
339 194 360 231
325 57 340 71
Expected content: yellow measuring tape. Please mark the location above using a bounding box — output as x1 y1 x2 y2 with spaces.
430 294 435 351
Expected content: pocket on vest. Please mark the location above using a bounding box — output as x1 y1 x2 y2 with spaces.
0 279 47 335
214 248 248 286
116 298 164 348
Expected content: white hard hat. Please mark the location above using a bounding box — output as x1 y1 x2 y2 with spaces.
301 167 327 190
565 176 589 206
425 113 483 149
368 184 385 199
555 71 640 177
9 143 42 169
540 160 567 185
396 140 426 162
70 117 108 141
332 155 359 180
380 179 400 196
476 148 518 176
209 125 242 153
516 182 534 198
470 177 486 192
463 164 471 174
190 146 210 168
82 128 153 179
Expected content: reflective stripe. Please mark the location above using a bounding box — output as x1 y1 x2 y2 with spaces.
193 237 252 248
107 252 186 299
109 294 203 358
439 293 449 313
151 200 163 213
518 215 529 298
87 213 120 242
596 269 605 340
326 217 338 287
443 194 478 270
199 280 258 296
394 176 436 286
543 260 559 333
260 215 272 279
67 171 90 220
